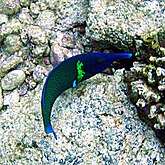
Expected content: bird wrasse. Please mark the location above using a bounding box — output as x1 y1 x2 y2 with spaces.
41 52 132 139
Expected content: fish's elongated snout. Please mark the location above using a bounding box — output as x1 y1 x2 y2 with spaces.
111 52 132 60
125 53 132 58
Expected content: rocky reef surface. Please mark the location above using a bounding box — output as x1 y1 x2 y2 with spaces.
0 0 165 164
0 73 165 164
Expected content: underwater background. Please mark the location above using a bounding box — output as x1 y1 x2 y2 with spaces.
0 0 165 164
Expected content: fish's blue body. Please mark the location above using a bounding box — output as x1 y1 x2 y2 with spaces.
41 52 132 139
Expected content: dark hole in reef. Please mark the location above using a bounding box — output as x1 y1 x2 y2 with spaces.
73 23 86 34
154 129 165 147
112 55 134 71
101 54 134 75
87 40 135 72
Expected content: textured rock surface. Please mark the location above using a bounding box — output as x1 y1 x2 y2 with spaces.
0 53 23 78
35 10 56 30
26 25 49 57
0 0 165 164
19 8 33 25
86 0 164 50
20 0 31 7
0 18 23 40
1 70 26 91
85 0 165 137
0 0 21 15
0 87 3 110
0 14 8 25
3 90 20 106
0 73 164 164
4 34 22 55
51 0 88 30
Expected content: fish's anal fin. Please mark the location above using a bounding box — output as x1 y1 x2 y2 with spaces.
72 80 77 88
46 124 57 140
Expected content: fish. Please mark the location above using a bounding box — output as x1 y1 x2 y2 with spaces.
41 52 132 139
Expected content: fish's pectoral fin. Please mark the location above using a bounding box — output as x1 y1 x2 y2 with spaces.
46 124 57 140
72 80 77 88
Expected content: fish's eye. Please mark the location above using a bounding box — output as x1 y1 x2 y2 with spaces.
97 58 104 64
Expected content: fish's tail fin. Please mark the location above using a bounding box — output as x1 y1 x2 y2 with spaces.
46 124 57 140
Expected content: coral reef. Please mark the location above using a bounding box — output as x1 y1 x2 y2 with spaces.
0 0 165 164
0 74 165 164
0 87 3 110
0 53 23 78
0 0 21 15
4 34 22 55
85 0 165 143
35 10 56 30
1 70 26 91
86 0 164 51
124 30 165 143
